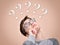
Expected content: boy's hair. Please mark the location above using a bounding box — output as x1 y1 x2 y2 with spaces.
20 16 31 36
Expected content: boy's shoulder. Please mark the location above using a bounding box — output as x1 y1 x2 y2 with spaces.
38 38 59 45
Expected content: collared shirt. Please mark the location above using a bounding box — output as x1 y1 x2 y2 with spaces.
23 35 59 45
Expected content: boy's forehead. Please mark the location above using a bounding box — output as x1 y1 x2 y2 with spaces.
24 19 30 23
24 18 36 23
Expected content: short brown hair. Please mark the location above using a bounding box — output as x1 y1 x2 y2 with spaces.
20 16 31 36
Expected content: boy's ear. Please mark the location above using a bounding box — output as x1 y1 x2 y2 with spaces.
26 34 29 37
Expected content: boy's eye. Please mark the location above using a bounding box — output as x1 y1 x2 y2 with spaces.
23 18 36 29
24 22 31 28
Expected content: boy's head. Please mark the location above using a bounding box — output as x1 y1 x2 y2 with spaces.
20 16 40 37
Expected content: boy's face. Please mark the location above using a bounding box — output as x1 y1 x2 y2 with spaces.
23 18 40 35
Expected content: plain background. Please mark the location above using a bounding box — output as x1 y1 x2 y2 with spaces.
0 0 60 45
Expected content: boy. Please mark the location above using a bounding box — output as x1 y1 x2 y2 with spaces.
20 16 59 45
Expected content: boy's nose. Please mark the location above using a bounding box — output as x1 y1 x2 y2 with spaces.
31 22 37 28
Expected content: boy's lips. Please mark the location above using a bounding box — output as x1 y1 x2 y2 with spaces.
32 30 37 34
